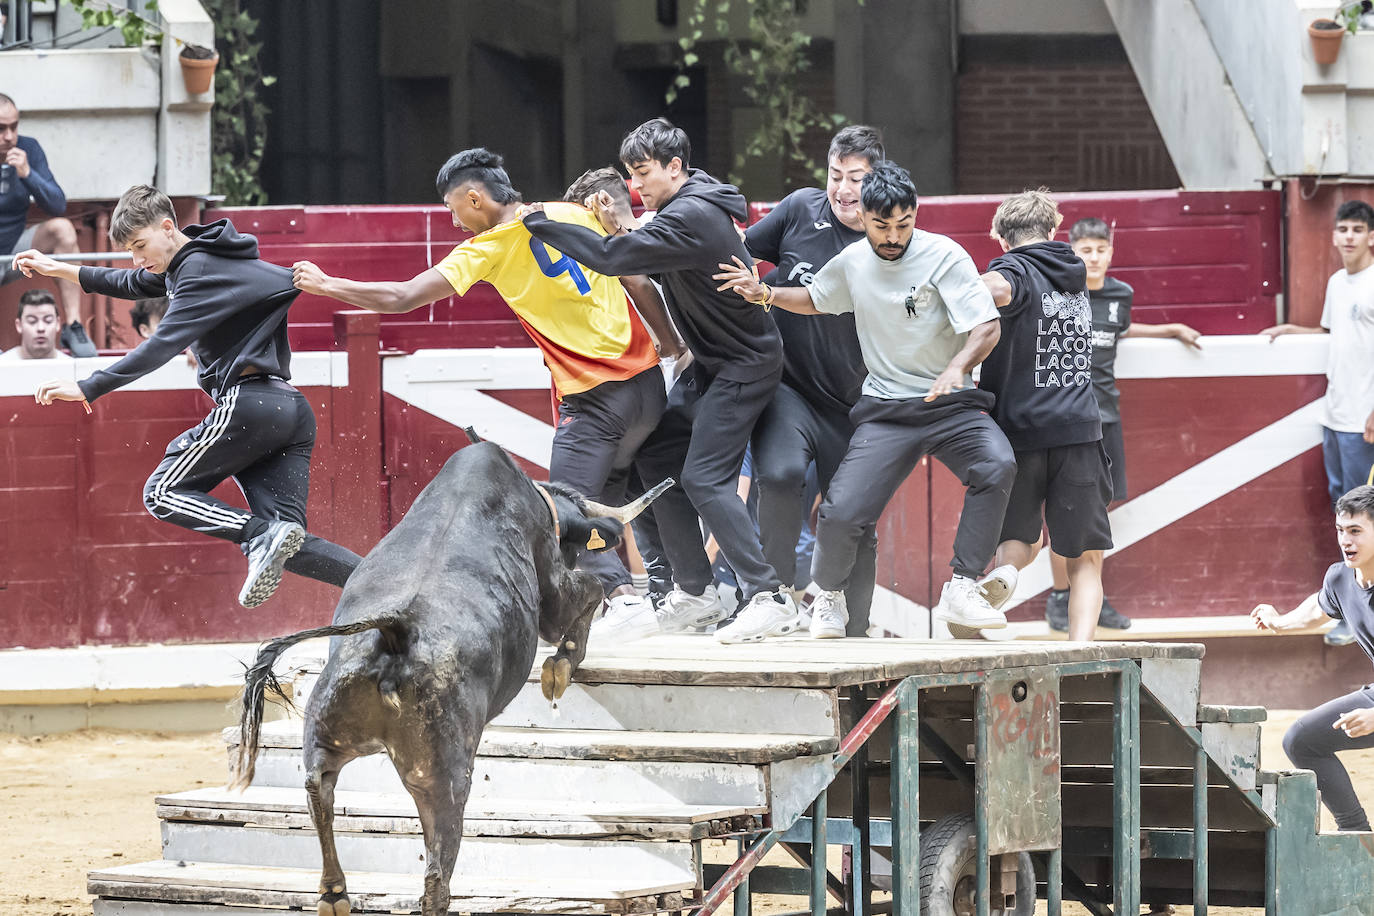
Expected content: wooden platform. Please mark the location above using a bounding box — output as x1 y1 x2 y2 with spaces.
535 634 1204 688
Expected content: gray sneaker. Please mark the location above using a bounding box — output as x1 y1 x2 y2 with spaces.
1045 590 1070 632
239 521 305 608
657 585 729 633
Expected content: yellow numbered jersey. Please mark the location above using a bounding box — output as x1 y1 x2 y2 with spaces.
434 202 659 398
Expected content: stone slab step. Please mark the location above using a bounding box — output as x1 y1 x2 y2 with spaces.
90 859 689 914
156 786 764 840
228 719 839 765
243 746 774 806
289 673 841 738
160 821 698 883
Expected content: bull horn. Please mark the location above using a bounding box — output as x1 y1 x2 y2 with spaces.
583 477 674 523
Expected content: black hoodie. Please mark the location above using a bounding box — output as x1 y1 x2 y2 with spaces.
76 219 299 403
522 170 783 383
979 240 1101 450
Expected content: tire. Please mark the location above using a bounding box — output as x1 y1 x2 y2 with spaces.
918 813 1035 916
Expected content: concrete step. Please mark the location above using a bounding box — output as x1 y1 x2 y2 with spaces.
158 820 698 885
227 719 839 765
90 859 690 914
156 785 764 840
289 670 841 738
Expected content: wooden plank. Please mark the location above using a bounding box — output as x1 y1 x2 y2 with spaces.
154 787 763 840
89 859 688 911
1201 721 1261 792
159 822 699 884
246 748 771 808
1140 657 1202 727
229 722 837 765
1197 704 1268 724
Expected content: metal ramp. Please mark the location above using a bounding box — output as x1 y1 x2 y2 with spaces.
88 636 1374 915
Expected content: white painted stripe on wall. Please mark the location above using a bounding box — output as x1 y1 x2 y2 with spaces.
0 351 345 398
1000 399 1327 610
1113 333 1327 379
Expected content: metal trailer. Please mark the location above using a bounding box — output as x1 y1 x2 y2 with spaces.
694 646 1374 916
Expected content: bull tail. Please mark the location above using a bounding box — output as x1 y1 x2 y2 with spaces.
231 616 404 790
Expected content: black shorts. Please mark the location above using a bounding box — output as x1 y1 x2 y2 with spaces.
1000 441 1114 558
1101 420 1127 501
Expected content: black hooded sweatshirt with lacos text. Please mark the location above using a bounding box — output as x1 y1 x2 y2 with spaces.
522 170 783 383
978 240 1102 450
76 219 299 403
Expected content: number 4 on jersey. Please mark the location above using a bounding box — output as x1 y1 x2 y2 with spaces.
529 238 591 295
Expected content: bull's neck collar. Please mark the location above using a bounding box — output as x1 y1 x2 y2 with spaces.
533 483 560 540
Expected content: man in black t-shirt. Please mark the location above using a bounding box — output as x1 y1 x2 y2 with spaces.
1042 218 1203 633
979 190 1113 642
1252 485 1374 832
743 125 881 638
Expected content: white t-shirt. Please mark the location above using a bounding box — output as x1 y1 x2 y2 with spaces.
0 346 72 362
807 230 997 399
1320 263 1374 432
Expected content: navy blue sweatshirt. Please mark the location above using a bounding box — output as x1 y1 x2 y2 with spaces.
979 241 1101 450
745 188 866 415
522 170 783 383
76 219 298 403
1 137 66 254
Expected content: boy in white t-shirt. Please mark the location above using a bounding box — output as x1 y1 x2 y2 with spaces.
1263 198 1374 646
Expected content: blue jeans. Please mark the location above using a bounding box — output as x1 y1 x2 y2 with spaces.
1322 427 1374 508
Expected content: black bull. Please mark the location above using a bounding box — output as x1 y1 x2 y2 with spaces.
231 443 672 916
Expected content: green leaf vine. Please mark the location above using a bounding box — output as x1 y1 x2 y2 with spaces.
667 0 856 186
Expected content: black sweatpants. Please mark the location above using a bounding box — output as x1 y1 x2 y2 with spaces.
636 360 783 599
550 367 667 593
1283 685 1374 831
753 382 876 635
142 376 361 588
812 391 1016 593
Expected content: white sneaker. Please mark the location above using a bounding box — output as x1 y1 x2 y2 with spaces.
933 576 1007 630
657 585 729 633
977 564 1019 611
809 590 848 639
590 594 660 643
716 590 802 644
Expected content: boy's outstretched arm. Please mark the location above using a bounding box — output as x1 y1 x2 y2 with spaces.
713 256 819 315
1250 592 1327 632
292 261 455 314
619 274 685 358
1124 322 1203 349
15 249 167 300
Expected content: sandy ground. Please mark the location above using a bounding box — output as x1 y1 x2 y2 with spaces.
3 711 1372 916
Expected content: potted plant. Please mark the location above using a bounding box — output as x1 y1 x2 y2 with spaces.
178 41 218 95
1309 0 1371 66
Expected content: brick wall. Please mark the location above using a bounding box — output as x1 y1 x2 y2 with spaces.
955 36 1180 195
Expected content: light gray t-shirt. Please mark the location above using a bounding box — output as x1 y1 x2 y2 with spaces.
1320 263 1374 433
807 230 998 399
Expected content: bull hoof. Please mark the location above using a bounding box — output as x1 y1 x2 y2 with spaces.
540 655 574 701
318 892 351 916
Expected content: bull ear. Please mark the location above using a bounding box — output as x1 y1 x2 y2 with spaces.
561 516 625 554
583 477 674 523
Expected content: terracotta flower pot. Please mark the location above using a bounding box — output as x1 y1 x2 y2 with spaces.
1309 18 1345 66
179 47 219 95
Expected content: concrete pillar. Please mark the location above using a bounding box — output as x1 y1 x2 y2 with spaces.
157 0 214 197
835 0 955 194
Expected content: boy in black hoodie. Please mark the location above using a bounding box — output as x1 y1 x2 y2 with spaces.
521 118 798 643
15 184 361 608
978 189 1112 641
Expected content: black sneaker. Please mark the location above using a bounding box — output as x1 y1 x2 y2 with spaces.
60 320 97 357
1045 589 1069 632
1098 596 1132 630
1326 619 1357 647
239 521 305 608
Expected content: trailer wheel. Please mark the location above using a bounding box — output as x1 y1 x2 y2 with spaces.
918 813 1035 916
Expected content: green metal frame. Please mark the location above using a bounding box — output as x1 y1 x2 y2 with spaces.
695 658 1148 916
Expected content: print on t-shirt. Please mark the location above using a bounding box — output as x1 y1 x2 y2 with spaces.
1035 290 1093 389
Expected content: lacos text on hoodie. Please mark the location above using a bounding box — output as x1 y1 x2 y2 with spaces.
979 240 1101 450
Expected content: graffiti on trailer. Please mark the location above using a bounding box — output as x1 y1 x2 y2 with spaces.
990 689 1061 777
